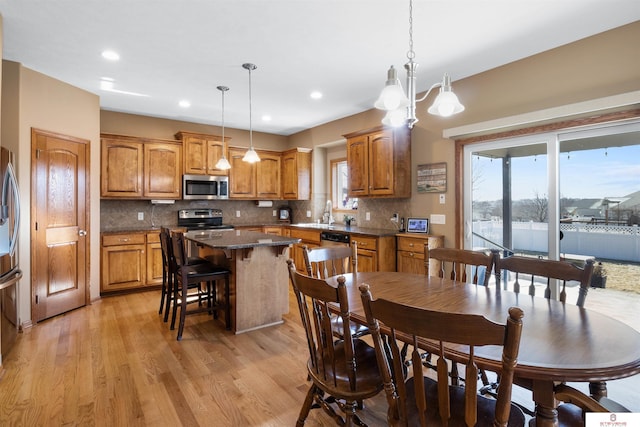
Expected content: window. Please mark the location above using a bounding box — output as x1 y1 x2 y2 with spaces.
331 159 357 211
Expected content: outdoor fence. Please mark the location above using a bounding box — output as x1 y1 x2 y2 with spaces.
473 221 640 262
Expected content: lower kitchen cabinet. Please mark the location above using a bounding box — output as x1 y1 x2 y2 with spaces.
101 230 163 294
396 233 444 275
288 228 321 273
350 234 396 272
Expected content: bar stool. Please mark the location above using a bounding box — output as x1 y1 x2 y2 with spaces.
170 231 231 340
158 227 208 322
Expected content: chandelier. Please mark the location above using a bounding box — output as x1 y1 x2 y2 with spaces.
374 0 464 128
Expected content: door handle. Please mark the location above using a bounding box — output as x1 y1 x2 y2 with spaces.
79 229 87 236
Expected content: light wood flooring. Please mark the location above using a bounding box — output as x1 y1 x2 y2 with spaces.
0 287 638 426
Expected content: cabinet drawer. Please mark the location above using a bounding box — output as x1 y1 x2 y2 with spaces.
146 231 160 243
102 234 146 246
397 237 427 253
289 228 321 244
351 235 377 250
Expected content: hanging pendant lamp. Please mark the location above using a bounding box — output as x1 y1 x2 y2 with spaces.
242 63 260 163
214 85 231 170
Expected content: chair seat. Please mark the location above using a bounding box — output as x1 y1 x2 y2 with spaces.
308 339 382 400
402 377 526 427
181 262 230 278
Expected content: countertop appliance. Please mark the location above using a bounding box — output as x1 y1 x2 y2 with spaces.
182 174 229 200
320 231 350 247
177 208 234 231
0 146 21 360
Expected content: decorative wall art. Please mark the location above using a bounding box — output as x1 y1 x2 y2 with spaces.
417 162 447 193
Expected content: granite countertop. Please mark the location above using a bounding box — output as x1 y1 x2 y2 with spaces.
288 223 399 237
185 229 300 250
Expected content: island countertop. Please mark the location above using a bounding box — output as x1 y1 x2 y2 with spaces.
185 228 300 250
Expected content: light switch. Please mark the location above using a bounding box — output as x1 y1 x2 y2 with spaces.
137 212 144 220
306 210 311 217
365 212 371 221
236 210 241 217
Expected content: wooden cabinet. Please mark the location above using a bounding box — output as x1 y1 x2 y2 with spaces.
256 151 281 199
175 131 229 176
263 226 284 236
350 234 396 272
101 231 164 294
146 231 163 285
101 233 147 293
289 228 321 273
101 134 182 199
344 126 410 198
396 234 444 275
228 147 281 200
281 148 312 200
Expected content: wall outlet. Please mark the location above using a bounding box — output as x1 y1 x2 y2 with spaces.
137 212 144 221
430 214 446 225
391 213 399 222
272 209 277 216
236 210 241 218
439 194 446 204
306 210 311 217
365 212 371 221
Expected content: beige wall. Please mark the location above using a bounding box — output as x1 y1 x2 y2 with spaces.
2 61 100 326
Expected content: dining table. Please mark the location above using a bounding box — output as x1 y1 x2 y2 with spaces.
325 271 640 427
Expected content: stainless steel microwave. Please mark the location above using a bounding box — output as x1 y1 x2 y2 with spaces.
182 174 229 200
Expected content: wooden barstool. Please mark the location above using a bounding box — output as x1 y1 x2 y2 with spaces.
170 231 231 340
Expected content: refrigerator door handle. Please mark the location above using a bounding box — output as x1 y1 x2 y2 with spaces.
1 162 21 256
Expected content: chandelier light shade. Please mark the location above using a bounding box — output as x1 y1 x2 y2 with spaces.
214 85 232 170
242 62 261 163
374 0 464 128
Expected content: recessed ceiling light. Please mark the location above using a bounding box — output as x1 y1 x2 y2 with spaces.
179 100 191 108
101 50 120 61
262 115 272 122
310 91 323 99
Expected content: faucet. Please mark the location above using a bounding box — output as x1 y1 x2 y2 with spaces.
323 200 335 225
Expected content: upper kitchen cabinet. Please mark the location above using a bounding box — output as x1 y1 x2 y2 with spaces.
344 126 411 198
101 134 182 199
175 131 229 176
281 148 312 200
228 147 281 199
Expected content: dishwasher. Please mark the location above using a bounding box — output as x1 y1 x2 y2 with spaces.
320 231 350 247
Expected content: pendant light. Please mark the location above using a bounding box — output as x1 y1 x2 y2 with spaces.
374 0 464 128
214 85 232 170
242 63 260 163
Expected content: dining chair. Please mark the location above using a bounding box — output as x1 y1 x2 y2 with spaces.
302 243 369 340
158 227 207 322
425 247 497 286
286 259 383 426
493 255 628 422
359 283 526 426
170 231 231 341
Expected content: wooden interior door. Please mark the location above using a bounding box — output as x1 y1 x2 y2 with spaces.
32 129 89 322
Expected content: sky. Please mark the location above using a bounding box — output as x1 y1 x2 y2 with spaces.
472 144 640 201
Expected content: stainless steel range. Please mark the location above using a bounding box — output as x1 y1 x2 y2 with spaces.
177 208 234 231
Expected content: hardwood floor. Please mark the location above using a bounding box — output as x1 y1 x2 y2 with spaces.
0 287 638 426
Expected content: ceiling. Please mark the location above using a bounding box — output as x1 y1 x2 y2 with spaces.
1 1 639 136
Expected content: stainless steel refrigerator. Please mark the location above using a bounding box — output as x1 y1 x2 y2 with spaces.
0 147 22 360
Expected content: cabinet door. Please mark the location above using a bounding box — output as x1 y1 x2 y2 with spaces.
292 242 320 273
144 143 181 199
347 135 369 197
356 249 377 272
282 149 311 200
183 136 208 175
397 250 426 274
256 152 281 199
206 138 228 175
146 233 163 285
101 244 146 292
228 147 256 198
367 130 395 196
101 139 143 198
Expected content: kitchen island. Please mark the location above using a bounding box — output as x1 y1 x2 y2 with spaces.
185 229 300 334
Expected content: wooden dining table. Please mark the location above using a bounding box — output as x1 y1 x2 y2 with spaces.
325 271 640 427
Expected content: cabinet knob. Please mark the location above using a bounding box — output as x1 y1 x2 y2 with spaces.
408 243 414 247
